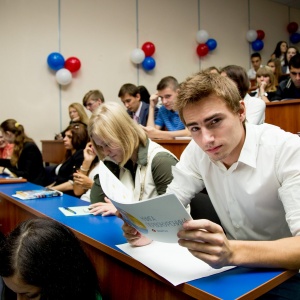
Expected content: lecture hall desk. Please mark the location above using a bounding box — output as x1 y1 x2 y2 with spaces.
41 138 190 164
0 181 297 300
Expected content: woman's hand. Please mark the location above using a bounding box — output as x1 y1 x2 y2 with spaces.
73 171 93 189
83 142 96 162
89 197 117 216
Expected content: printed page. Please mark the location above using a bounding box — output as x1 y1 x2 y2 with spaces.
117 241 234 286
99 161 192 243
59 206 92 216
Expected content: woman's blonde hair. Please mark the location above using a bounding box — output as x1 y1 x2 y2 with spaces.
256 66 277 92
88 102 147 166
69 103 89 125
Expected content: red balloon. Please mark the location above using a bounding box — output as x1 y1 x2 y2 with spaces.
141 42 155 57
287 22 299 34
196 44 209 57
64 57 81 73
256 30 265 40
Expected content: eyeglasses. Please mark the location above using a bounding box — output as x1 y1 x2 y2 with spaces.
85 99 99 107
290 72 300 76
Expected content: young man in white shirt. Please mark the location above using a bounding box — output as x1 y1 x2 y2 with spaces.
122 72 300 298
247 52 263 80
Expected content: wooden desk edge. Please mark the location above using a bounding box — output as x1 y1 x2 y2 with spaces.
0 192 219 300
266 99 300 106
237 269 298 300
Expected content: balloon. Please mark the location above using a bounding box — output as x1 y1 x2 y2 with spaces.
246 30 258 42
55 68 72 85
290 32 300 44
47 52 65 71
142 57 156 71
130 48 145 64
256 30 265 40
196 43 209 57
251 39 264 51
206 39 217 51
287 22 299 34
141 42 155 57
64 57 81 73
196 30 209 44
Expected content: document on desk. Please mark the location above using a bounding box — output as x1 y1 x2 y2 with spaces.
117 241 234 286
99 161 192 243
58 206 92 216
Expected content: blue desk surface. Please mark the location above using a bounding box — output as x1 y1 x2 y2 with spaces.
0 181 293 300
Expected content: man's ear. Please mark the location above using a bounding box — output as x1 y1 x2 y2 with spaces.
238 101 246 121
136 93 141 101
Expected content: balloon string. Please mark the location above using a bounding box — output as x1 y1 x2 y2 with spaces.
136 0 140 85
198 0 201 71
58 0 62 132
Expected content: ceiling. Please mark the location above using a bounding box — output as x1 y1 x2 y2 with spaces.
269 0 300 9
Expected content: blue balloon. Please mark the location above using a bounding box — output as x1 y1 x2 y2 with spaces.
206 38 217 51
290 33 300 44
251 39 264 51
47 52 65 71
142 57 156 71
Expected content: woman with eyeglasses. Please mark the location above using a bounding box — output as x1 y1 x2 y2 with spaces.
87 102 179 216
0 119 46 185
47 123 89 196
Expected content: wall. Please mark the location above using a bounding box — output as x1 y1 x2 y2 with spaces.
0 0 299 147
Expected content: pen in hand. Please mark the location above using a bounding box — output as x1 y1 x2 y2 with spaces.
64 207 77 214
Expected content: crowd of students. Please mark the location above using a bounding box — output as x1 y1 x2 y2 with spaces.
1 52 300 298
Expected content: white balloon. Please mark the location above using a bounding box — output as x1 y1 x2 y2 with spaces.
246 30 258 42
196 30 209 44
130 48 145 64
55 68 72 85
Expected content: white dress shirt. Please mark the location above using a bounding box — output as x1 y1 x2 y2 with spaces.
243 94 266 125
167 123 300 241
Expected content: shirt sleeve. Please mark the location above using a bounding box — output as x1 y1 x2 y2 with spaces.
166 142 206 207
151 152 178 195
154 107 165 127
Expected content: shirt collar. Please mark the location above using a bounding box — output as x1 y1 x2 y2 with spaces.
238 123 258 168
134 102 143 118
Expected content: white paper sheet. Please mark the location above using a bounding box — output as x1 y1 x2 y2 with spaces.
117 241 234 286
58 206 92 216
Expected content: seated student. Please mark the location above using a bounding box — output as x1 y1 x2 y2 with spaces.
267 58 284 87
137 85 151 104
0 131 13 159
0 218 101 300
271 41 288 67
220 65 266 124
144 76 191 139
272 53 300 101
282 46 299 74
47 123 89 196
249 66 277 103
73 141 99 201
0 119 46 185
118 83 158 126
55 102 89 140
87 102 178 216
121 71 300 298
82 89 105 113
247 52 263 80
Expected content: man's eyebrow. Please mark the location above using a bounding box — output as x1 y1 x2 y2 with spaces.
185 113 224 127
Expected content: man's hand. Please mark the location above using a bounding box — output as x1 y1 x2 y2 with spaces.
149 93 159 108
178 219 233 269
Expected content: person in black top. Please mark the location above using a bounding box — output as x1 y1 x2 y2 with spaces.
272 54 300 101
47 123 89 196
0 119 46 185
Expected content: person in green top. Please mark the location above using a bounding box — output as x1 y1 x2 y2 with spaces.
88 102 179 216
0 218 101 300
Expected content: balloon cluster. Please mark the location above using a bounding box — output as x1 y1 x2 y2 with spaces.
246 29 265 51
196 30 217 57
287 22 300 44
47 52 81 85
130 42 156 71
